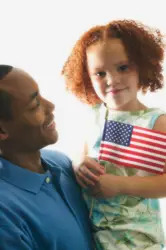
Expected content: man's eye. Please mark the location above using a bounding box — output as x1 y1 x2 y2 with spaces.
36 98 40 106
96 72 106 77
29 99 40 111
29 104 40 111
118 64 129 72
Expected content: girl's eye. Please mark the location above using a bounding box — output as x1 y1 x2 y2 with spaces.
96 72 106 77
118 64 129 72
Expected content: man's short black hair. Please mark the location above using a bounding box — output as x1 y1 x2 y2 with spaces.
0 65 13 80
0 65 13 120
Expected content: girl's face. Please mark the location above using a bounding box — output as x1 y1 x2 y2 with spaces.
86 38 141 111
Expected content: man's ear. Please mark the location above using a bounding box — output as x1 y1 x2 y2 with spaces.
0 124 8 140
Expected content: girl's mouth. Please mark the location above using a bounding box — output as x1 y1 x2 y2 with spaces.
107 88 125 95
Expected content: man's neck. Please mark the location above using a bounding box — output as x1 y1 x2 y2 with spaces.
0 151 45 173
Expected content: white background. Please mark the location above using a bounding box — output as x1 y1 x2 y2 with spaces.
1 0 166 246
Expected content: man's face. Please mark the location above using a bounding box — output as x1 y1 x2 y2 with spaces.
0 69 58 152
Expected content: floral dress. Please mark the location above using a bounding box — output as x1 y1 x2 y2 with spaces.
83 105 166 250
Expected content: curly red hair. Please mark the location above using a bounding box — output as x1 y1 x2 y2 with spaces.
62 20 165 106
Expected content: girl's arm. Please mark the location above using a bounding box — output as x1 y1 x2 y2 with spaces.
77 158 166 198
115 171 166 198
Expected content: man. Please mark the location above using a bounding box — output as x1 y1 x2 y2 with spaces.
0 65 93 250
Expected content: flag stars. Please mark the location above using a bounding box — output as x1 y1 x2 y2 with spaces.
103 120 133 146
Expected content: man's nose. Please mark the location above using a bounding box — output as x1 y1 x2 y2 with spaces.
44 98 55 113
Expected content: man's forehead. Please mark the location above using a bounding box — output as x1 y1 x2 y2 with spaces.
0 68 38 97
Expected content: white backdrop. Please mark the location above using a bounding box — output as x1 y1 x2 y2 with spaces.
1 0 166 245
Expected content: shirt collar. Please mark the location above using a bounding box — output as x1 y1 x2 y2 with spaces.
0 157 60 194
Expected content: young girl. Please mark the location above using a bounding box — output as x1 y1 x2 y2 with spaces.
62 20 166 249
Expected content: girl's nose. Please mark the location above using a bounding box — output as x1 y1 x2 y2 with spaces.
106 73 120 86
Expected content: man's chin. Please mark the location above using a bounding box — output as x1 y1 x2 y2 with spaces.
40 133 58 149
47 133 58 145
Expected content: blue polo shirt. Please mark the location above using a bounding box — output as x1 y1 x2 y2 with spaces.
0 150 93 250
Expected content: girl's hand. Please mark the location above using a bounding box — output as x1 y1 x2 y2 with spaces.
89 174 121 198
75 156 105 188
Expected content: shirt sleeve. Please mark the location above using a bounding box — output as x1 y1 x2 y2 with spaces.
0 225 34 250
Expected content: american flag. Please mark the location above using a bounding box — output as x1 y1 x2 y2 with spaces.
99 120 166 174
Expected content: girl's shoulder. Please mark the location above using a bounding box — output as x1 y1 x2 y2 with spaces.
152 112 166 133
91 105 166 130
144 108 166 131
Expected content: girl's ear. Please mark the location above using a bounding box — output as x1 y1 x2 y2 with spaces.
0 124 8 140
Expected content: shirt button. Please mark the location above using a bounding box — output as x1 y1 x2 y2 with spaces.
45 177 51 183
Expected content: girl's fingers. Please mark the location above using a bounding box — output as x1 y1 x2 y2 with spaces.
76 169 95 186
75 175 87 188
85 157 105 175
74 156 105 187
79 165 100 182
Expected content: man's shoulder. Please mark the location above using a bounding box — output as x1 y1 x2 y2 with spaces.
41 149 73 173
